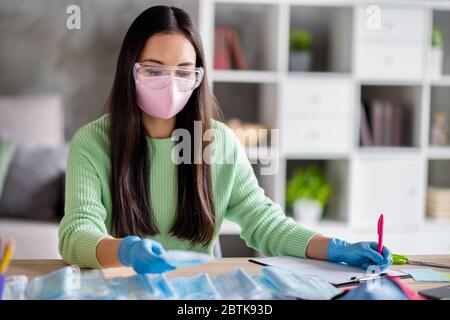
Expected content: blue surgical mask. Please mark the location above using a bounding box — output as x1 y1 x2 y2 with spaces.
170 273 220 300
77 270 116 300
160 250 214 267
147 274 176 300
107 274 159 300
261 267 340 300
212 268 267 299
251 274 296 300
2 275 28 300
27 266 80 300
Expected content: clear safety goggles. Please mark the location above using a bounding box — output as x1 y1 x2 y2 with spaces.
133 63 204 92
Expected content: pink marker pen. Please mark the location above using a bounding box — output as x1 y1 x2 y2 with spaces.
377 213 384 254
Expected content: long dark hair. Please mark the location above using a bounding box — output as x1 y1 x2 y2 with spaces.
108 6 218 246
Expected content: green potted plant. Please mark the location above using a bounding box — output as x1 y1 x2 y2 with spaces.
289 28 313 71
430 27 444 79
286 167 331 223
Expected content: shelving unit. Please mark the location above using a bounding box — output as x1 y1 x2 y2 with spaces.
192 0 450 254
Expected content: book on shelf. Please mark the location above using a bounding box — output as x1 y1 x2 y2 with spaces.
214 26 247 70
214 27 231 69
228 29 246 70
427 186 450 219
383 101 394 146
392 104 403 146
360 101 374 146
370 99 385 146
360 99 408 147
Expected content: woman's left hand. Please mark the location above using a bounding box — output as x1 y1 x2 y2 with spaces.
327 238 393 271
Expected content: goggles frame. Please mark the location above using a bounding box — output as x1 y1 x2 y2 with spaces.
133 63 204 91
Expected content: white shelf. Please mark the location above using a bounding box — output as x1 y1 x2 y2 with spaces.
212 70 279 83
430 75 450 86
357 147 422 156
284 152 350 160
357 78 424 87
428 147 450 159
286 71 352 81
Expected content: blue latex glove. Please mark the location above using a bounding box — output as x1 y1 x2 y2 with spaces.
328 238 393 271
118 236 176 274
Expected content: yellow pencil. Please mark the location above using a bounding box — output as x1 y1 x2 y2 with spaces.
0 240 14 274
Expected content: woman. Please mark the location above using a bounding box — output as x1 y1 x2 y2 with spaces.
59 6 392 274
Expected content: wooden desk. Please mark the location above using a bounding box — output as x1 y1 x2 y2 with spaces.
7 255 450 295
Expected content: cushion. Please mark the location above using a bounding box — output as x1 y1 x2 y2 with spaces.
0 141 68 221
0 95 64 148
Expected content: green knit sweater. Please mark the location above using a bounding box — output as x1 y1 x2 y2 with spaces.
58 114 317 268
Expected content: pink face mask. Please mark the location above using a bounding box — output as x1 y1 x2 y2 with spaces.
135 74 196 119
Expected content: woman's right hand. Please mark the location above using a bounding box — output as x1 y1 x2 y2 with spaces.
118 236 176 274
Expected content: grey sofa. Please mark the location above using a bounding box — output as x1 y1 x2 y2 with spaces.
0 95 64 259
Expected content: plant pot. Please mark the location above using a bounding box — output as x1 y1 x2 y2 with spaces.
293 199 323 223
289 51 312 71
429 47 443 79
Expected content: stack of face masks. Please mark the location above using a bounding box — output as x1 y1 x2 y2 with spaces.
212 268 271 300
258 267 340 300
170 273 220 300
27 266 81 300
106 274 175 300
2 275 28 300
78 270 117 300
2 265 340 300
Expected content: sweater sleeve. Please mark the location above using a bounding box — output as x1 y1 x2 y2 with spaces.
58 132 109 269
225 136 318 258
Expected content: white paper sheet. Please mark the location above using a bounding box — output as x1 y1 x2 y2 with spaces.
251 256 406 286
